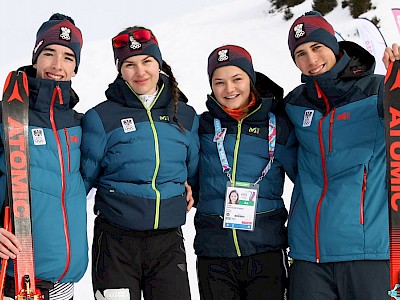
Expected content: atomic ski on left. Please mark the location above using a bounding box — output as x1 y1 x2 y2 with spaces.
0 71 42 299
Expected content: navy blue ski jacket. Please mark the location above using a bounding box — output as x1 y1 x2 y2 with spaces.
285 41 388 263
194 73 297 258
80 75 199 231
0 66 88 283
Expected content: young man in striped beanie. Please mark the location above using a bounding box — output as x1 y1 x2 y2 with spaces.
0 13 87 300
284 10 399 300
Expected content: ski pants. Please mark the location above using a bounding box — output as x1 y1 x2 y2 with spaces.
197 249 289 300
289 259 389 300
92 216 191 300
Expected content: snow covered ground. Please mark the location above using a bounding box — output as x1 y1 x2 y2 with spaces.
1 0 399 298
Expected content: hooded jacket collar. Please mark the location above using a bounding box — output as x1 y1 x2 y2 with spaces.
18 65 79 112
300 41 376 108
105 73 188 109
205 71 281 123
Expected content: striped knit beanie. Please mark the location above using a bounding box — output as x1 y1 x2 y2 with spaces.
288 11 339 60
112 26 162 73
32 13 83 73
207 45 256 84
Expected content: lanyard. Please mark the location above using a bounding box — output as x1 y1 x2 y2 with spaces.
213 112 276 185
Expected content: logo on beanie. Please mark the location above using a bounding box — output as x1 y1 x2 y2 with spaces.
294 23 306 39
59 27 71 41
129 36 142 50
218 49 229 62
33 40 44 54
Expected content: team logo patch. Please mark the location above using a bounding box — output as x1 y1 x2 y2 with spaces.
303 110 314 127
129 36 142 50
32 128 46 145
218 49 229 62
121 118 136 133
59 27 71 41
294 23 306 39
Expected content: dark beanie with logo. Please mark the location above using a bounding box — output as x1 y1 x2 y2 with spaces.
288 11 339 60
32 13 83 73
207 45 256 84
112 26 162 73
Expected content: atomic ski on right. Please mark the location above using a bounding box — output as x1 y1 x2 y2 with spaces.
384 60 400 299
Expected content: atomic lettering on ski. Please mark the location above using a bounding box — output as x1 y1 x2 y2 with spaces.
7 117 30 219
385 61 400 299
0 71 43 299
389 106 400 212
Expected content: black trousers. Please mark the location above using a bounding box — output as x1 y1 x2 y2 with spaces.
289 259 390 300
197 250 289 300
92 217 191 300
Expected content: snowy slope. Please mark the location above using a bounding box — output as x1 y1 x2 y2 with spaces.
0 0 399 299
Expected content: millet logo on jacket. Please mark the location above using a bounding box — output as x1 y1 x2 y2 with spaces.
70 135 79 143
159 115 170 122
249 127 260 134
336 112 350 121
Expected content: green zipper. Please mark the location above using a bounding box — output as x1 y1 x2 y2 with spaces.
210 95 264 257
126 82 165 229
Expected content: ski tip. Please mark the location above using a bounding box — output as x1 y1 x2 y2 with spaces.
3 72 14 95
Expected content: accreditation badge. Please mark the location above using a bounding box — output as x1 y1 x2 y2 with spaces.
223 182 259 231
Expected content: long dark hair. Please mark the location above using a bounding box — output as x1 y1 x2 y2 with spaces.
161 60 184 132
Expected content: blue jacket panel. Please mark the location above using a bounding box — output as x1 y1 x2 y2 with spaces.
0 66 88 283
285 41 388 263
80 75 199 231
194 83 297 258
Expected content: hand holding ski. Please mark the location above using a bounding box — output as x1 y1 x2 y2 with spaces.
0 71 42 299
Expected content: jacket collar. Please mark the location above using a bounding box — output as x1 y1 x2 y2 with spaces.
18 65 79 111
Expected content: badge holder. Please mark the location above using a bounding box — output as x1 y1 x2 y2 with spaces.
223 181 259 231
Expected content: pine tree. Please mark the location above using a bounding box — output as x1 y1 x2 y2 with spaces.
312 0 337 15
348 0 372 18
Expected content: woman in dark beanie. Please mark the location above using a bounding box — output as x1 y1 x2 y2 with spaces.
80 26 199 300
0 13 87 300
285 11 400 300
194 45 297 300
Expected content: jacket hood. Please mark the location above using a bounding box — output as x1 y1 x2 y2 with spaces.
17 65 80 110
298 41 376 110
301 40 376 85
207 71 283 120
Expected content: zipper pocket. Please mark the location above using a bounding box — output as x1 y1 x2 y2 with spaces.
329 108 336 152
360 167 367 224
64 128 71 173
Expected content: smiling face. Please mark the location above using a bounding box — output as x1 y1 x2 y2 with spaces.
211 65 251 110
229 191 239 204
33 44 76 81
293 42 337 77
120 55 160 95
